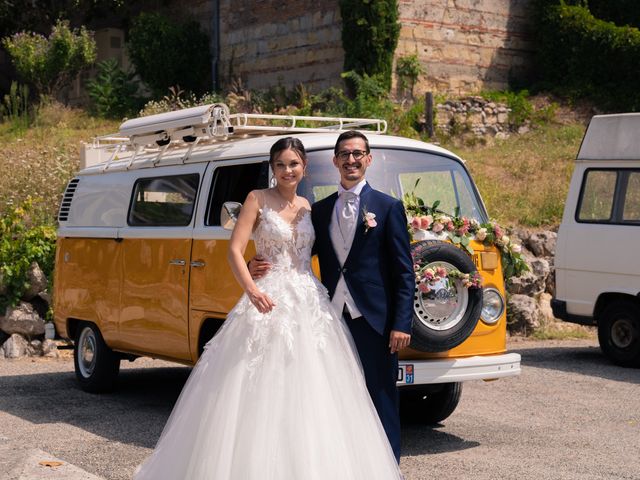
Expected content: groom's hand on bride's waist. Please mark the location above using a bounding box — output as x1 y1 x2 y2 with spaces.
248 255 272 279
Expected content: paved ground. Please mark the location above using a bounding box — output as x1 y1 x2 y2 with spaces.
0 338 638 479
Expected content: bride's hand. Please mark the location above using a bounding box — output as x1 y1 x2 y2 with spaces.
248 288 276 313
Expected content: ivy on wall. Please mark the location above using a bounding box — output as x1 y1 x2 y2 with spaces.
339 0 400 92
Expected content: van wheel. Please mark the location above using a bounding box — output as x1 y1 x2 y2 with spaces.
597 300 640 367
400 383 462 425
74 323 120 393
410 241 483 352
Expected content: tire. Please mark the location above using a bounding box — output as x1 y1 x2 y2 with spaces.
410 240 483 352
73 322 121 393
400 383 462 425
597 300 640 368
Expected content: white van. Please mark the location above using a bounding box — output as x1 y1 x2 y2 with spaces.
553 113 640 367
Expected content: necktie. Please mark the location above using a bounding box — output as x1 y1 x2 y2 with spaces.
338 191 358 241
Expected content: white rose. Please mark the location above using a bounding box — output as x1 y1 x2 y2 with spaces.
501 235 510 244
475 228 487 241
512 244 522 254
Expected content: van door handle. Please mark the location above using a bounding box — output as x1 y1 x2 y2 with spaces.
169 259 186 266
190 260 206 267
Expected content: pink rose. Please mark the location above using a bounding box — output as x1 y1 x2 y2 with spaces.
432 222 444 233
420 215 433 229
418 282 430 293
411 217 421 229
494 225 503 238
447 221 455 231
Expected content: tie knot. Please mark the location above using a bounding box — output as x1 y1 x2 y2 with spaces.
341 191 357 203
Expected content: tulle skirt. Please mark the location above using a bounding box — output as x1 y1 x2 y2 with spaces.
134 267 402 479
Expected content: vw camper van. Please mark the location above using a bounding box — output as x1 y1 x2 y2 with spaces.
54 104 521 423
553 113 640 367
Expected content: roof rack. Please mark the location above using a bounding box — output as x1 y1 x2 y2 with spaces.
89 103 387 171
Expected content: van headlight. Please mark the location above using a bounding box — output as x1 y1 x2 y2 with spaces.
481 288 504 325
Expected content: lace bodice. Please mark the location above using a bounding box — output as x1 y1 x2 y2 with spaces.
254 206 315 272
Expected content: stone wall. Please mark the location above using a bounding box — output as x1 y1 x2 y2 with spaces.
396 0 535 95
217 0 344 91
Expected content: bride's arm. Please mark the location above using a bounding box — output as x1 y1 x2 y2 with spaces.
227 190 276 313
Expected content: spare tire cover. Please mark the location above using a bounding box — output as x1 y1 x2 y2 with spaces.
410 240 483 352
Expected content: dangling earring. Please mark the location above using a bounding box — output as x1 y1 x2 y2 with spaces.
270 176 277 187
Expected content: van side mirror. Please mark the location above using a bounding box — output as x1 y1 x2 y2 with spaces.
221 201 242 230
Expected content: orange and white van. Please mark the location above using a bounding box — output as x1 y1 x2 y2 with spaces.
54 104 520 423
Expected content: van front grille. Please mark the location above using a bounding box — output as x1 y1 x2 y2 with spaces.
58 178 80 222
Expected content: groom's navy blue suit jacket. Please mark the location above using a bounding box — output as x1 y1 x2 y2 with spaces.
311 183 414 336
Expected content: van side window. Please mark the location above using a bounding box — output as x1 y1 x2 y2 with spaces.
207 161 270 225
128 174 199 226
622 171 640 222
577 170 616 222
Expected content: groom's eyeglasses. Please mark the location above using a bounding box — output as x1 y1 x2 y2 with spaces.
336 150 368 161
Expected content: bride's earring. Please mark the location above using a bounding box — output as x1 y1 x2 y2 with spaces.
270 176 277 187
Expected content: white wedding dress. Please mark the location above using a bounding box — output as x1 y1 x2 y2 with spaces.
134 205 403 480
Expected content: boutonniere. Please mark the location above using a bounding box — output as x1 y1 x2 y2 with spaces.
362 208 377 233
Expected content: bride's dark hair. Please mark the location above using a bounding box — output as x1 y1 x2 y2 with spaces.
269 137 307 165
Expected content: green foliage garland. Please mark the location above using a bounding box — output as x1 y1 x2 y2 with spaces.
339 0 400 92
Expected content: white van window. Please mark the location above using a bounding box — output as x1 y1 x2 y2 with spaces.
207 161 270 225
623 171 640 222
128 174 199 226
577 168 640 224
577 170 616 222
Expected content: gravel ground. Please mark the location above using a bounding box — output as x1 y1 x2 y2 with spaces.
1 338 639 479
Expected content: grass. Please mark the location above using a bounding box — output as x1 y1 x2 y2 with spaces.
530 322 596 340
0 102 119 220
443 122 587 227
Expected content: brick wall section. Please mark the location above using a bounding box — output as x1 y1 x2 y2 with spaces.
396 0 535 95
217 0 344 91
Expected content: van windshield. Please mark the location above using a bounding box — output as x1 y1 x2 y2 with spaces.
297 148 487 222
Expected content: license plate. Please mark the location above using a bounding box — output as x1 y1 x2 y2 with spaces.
397 364 414 384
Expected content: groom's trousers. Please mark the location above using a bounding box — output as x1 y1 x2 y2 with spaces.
343 310 401 463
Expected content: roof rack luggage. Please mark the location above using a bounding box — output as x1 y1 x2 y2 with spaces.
85 103 387 172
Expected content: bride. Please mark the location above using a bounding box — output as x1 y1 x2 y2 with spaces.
134 137 403 479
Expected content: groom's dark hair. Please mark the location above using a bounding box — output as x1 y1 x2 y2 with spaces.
334 130 370 154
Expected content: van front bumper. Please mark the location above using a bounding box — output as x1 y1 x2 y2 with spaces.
397 353 521 386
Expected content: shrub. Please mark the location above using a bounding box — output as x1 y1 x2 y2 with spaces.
139 87 223 116
0 197 56 309
2 20 96 98
127 13 212 98
395 54 424 98
535 1 640 110
87 59 142 119
588 0 640 28
0 81 32 133
340 71 395 119
339 0 400 92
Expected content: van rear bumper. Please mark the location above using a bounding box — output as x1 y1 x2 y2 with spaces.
551 298 596 326
397 352 521 386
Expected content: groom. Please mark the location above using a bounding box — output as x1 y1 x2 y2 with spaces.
251 131 414 461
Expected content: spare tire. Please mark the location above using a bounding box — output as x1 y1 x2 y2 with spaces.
410 240 483 352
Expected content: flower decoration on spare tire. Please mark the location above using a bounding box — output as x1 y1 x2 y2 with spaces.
403 186 528 280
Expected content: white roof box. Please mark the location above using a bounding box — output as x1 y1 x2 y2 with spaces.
578 113 640 161
119 104 226 137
